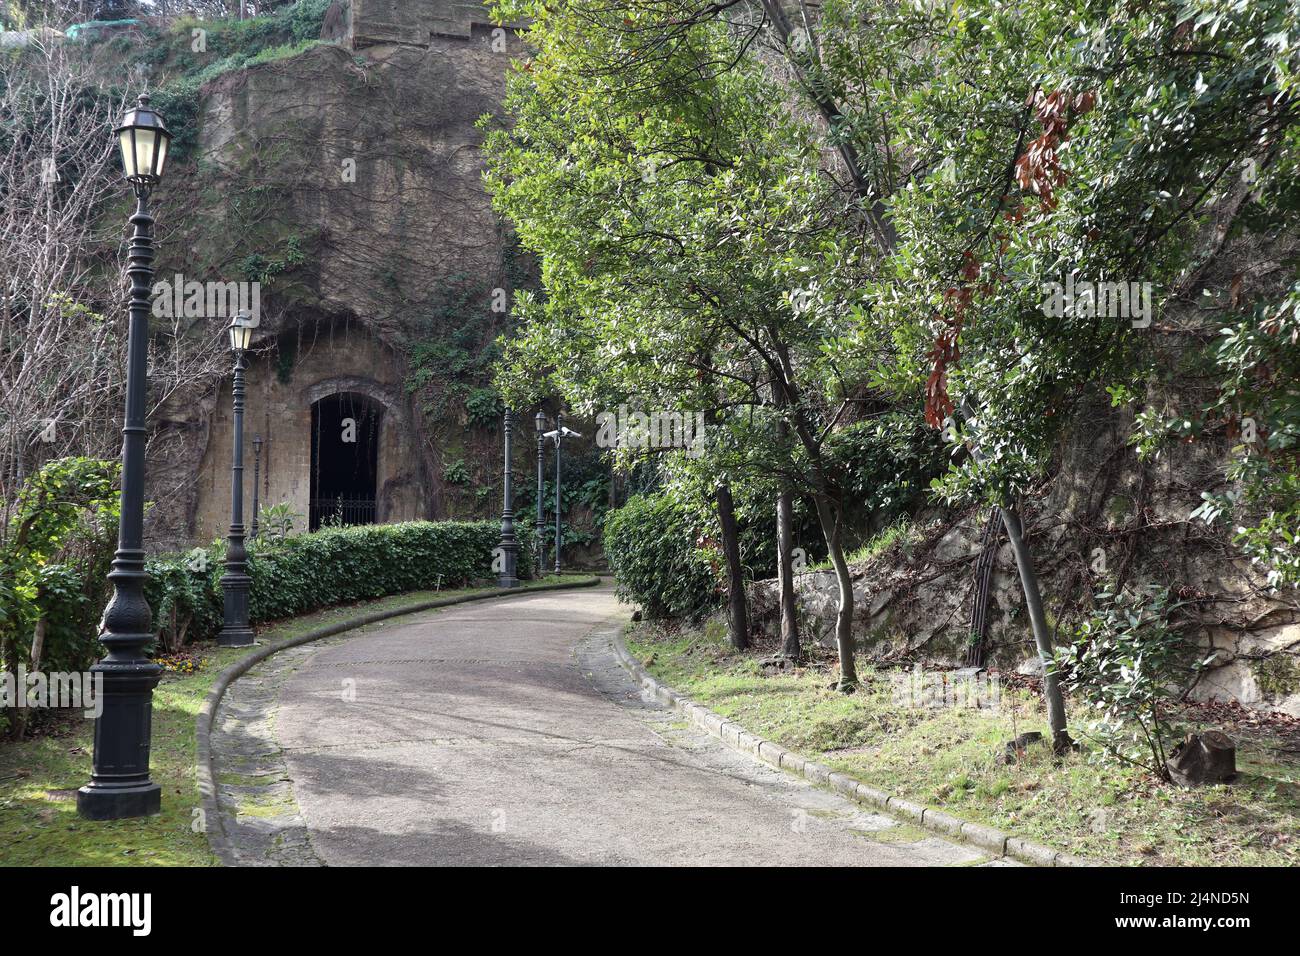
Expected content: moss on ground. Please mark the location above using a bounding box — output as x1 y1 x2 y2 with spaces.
0 577 576 866
235 791 298 820
628 622 1300 867
852 823 931 844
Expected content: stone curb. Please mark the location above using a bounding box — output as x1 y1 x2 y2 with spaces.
197 576 601 865
611 632 1093 868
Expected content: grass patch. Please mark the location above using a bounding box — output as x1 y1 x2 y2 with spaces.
628 622 1300 866
0 576 579 866
811 519 917 571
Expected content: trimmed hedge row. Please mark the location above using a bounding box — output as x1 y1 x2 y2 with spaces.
145 520 536 650
603 493 719 620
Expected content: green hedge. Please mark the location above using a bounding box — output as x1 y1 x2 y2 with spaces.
5 475 530 734
10 518 532 670
603 493 719 620
246 520 533 622
143 519 536 650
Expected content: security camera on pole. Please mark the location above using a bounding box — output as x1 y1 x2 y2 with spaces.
542 413 582 574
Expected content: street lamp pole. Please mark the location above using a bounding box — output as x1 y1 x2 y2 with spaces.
541 413 582 575
554 412 563 574
217 313 256 647
497 409 519 587
535 411 547 574
78 94 172 821
250 436 263 541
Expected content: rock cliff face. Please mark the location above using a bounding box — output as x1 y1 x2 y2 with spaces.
145 1 533 547
752 395 1300 717
751 216 1300 717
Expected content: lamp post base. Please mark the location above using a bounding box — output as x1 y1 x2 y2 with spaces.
218 568 254 646
217 626 256 647
496 530 519 589
77 780 161 820
78 655 163 820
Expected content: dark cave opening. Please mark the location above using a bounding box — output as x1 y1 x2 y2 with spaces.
310 392 381 530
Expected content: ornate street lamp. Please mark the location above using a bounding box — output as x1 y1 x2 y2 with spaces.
542 413 582 574
217 312 256 647
535 411 547 573
250 436 263 541
78 93 172 820
115 93 170 191
496 410 519 588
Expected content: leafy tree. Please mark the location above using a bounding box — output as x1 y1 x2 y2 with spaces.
485 0 1299 717
0 457 119 738
484 0 883 685
863 0 1298 747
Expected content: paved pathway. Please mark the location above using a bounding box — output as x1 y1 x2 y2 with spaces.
211 585 1004 866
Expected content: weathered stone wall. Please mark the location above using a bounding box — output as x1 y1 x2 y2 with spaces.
750 401 1300 716
192 321 423 541
349 0 521 45
146 2 530 546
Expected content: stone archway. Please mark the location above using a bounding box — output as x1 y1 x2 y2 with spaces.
301 376 402 417
191 326 428 544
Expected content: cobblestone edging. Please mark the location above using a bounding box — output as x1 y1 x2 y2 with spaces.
197 577 601 865
610 632 1093 868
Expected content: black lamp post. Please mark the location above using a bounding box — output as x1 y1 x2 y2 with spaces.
542 413 582 574
78 93 172 821
496 410 519 587
217 312 255 647
535 411 547 574
250 436 263 541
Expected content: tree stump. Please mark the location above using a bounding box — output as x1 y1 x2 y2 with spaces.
1167 731 1236 786
1001 731 1043 764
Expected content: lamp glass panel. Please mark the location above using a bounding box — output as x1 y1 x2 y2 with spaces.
133 129 156 181
155 134 169 178
118 130 136 178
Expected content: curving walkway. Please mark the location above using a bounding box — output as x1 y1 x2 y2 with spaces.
211 585 1003 866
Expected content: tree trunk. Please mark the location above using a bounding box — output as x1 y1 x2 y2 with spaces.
13 614 46 742
813 496 858 691
776 489 801 659
29 613 46 673
773 388 801 659
1000 504 1070 752
715 483 749 650
0 633 11 741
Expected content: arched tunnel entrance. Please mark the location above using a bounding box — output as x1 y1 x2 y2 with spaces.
310 392 382 530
